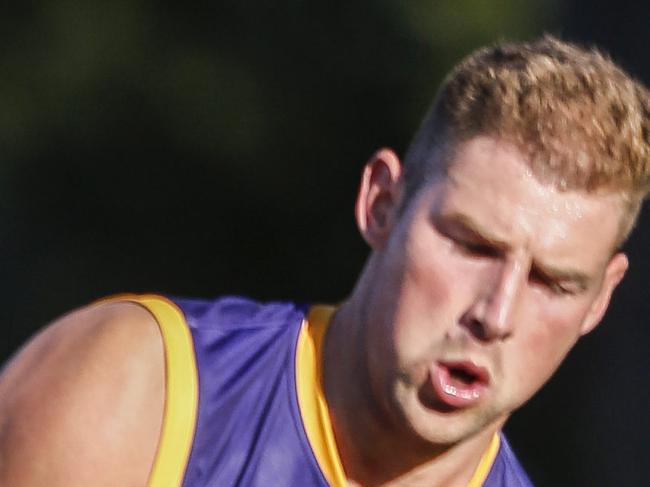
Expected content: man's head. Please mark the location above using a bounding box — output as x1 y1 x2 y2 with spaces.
348 36 650 450
403 35 650 243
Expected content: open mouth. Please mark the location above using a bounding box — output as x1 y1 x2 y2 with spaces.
430 361 490 408
447 362 489 387
449 366 479 385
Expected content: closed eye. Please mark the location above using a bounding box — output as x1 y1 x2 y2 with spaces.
433 215 504 259
454 238 501 258
529 268 580 296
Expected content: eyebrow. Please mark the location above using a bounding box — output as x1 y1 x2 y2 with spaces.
434 212 592 289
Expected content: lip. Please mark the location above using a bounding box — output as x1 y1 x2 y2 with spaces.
430 360 490 409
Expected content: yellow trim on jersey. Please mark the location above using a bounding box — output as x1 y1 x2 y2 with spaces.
133 295 198 487
467 433 501 487
103 295 198 487
295 305 347 487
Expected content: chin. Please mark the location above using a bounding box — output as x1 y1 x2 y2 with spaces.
392 388 506 448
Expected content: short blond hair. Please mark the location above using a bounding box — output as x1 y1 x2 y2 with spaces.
404 35 650 240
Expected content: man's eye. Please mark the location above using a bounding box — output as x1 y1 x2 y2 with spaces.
530 272 577 296
547 281 573 295
455 239 498 257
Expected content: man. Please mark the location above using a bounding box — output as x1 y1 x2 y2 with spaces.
1 36 649 486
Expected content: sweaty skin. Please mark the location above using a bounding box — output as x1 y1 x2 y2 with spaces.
324 137 627 486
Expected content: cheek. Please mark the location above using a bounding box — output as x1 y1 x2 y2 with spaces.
391 255 460 361
509 304 585 392
401 227 464 307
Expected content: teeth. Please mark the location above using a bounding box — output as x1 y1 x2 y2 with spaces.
443 384 480 399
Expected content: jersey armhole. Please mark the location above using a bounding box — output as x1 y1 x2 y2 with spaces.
103 294 199 487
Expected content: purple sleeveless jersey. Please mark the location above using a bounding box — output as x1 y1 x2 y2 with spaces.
167 295 533 486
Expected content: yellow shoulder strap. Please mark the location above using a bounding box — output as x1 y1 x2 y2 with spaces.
295 305 347 487
101 294 199 487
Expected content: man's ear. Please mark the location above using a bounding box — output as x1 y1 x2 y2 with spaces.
580 252 628 335
355 148 403 250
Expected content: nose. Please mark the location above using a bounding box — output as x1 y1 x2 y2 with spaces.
463 258 526 341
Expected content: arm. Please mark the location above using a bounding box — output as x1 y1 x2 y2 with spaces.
0 301 165 486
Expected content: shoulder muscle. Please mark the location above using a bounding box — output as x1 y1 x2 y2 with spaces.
0 301 165 487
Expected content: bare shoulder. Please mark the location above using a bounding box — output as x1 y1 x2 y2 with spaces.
0 300 165 487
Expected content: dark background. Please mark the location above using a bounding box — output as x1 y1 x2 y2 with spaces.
1 1 648 485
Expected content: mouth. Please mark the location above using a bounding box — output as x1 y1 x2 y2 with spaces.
429 360 490 409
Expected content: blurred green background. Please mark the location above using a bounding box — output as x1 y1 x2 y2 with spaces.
2 1 648 485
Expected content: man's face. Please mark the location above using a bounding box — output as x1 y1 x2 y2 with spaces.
359 137 628 446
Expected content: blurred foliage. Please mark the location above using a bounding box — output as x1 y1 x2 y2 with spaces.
0 0 558 331
0 0 557 162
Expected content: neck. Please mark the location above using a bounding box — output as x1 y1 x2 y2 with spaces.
324 270 501 486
